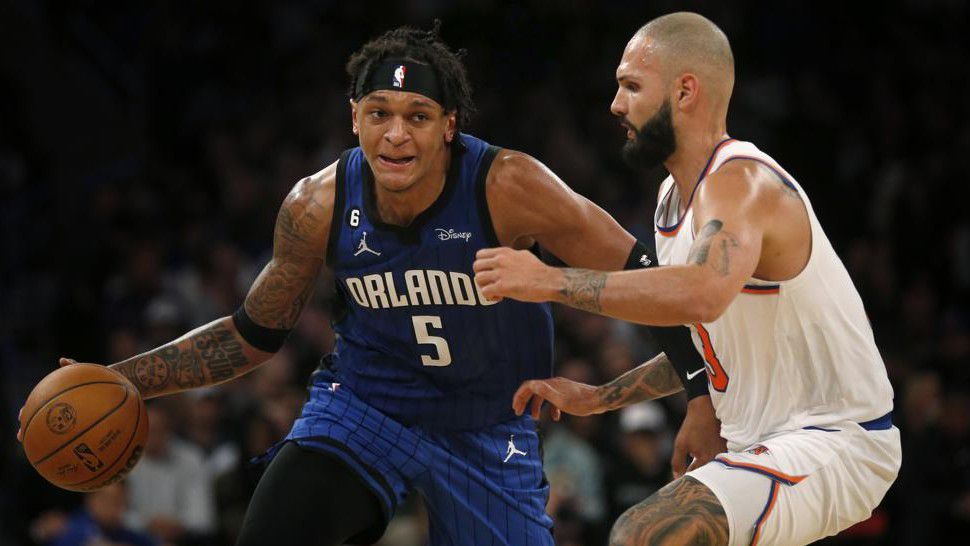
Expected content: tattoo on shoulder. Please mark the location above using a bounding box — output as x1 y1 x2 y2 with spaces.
560 269 607 313
687 219 740 277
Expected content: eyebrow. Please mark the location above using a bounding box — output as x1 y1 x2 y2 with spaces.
363 95 437 109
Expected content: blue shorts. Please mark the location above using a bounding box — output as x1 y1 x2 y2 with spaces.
268 369 554 546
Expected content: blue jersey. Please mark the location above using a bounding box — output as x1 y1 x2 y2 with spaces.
326 133 554 430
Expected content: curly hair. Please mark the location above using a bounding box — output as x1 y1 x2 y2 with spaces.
346 21 475 131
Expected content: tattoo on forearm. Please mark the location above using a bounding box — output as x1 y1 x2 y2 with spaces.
610 476 728 546
560 269 607 313
112 321 253 398
688 219 740 277
596 354 683 410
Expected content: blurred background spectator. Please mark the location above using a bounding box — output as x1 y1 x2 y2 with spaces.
2 1 968 544
54 483 157 546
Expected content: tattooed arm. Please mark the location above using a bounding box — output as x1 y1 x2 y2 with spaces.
512 352 683 419
109 163 337 398
475 160 787 326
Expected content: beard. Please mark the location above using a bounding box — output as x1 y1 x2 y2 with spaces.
620 99 677 172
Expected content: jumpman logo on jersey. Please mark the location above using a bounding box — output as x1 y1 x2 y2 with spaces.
503 434 527 462
354 231 381 257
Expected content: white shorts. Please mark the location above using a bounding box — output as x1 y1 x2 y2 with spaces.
687 422 901 546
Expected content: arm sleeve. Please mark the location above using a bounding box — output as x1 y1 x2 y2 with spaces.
625 240 709 399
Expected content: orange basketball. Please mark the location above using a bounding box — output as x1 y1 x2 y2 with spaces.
20 363 149 492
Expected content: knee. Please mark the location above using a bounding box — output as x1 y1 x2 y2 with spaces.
608 508 638 546
609 509 717 546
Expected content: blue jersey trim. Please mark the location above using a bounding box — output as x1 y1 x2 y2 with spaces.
326 149 352 267
475 145 502 247
859 411 892 431
719 156 798 192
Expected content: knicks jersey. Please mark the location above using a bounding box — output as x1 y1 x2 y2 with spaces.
655 138 894 451
326 133 554 431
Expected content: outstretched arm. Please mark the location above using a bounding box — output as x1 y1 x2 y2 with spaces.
475 160 767 326
486 150 726 471
513 352 683 420
108 164 336 398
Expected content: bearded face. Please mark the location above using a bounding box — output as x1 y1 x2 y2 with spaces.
621 98 677 172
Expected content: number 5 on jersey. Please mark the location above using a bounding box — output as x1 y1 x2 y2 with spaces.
412 316 452 367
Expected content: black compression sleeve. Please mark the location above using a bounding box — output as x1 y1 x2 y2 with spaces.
232 306 291 353
624 240 709 399
648 326 709 399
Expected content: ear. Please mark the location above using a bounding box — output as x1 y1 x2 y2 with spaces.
350 99 359 135
444 110 458 143
674 73 700 112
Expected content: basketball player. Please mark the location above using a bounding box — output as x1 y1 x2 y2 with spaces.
17 25 727 546
475 12 902 546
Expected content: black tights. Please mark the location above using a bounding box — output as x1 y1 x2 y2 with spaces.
236 442 384 546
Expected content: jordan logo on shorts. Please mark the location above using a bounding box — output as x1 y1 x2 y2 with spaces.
354 232 381 257
503 434 527 462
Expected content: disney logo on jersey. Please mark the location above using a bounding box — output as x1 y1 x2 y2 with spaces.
435 228 472 242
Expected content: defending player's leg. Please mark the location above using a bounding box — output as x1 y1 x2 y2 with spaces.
236 442 384 546
608 476 729 546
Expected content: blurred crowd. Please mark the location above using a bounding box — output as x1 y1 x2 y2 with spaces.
2 1 969 545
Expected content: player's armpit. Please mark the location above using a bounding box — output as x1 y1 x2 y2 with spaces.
484 150 635 270
609 476 728 546
244 166 335 329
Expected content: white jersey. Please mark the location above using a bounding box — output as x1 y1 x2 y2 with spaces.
654 138 894 451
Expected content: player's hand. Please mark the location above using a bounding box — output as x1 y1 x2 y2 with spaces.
16 357 84 443
513 377 602 421
473 247 559 304
671 395 726 478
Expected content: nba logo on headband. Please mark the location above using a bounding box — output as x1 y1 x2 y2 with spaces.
392 65 406 88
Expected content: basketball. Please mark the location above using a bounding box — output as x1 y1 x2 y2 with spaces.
20 363 149 492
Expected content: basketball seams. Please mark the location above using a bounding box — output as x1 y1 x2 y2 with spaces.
22 379 126 440
29 383 129 465
68 389 144 489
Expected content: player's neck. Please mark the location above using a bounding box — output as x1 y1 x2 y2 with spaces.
664 127 729 213
373 152 451 226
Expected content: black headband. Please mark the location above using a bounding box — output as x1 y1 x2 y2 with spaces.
354 58 445 106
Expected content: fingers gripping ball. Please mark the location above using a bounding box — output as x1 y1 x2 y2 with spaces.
20 364 148 492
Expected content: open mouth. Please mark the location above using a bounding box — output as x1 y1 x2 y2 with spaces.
378 155 416 167
620 123 637 140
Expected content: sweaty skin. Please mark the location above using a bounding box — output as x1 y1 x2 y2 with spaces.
16 88 724 481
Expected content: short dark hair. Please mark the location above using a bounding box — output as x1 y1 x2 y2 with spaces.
346 22 475 131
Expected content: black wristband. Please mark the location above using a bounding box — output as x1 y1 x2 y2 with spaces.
232 306 291 353
649 325 710 399
625 239 658 269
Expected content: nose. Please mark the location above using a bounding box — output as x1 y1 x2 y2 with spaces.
610 89 625 118
384 116 410 146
